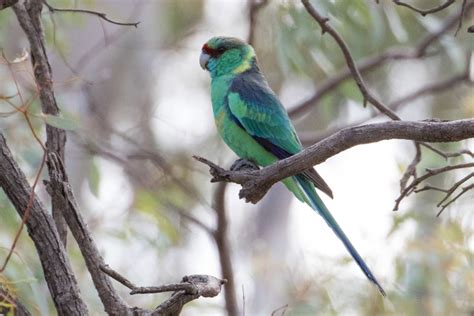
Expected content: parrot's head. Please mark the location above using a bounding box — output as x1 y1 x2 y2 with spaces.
200 37 255 77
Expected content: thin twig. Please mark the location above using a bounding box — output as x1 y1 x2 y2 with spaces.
437 183 473 216
394 162 474 211
43 0 140 27
436 172 473 206
414 185 449 193
421 143 474 159
0 152 47 272
299 70 471 145
289 1 473 117
399 142 421 192
99 265 136 290
411 172 473 216
455 0 468 35
301 0 400 120
393 0 456 16
271 304 289 316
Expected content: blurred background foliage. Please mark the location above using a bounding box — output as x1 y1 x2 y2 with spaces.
0 0 473 315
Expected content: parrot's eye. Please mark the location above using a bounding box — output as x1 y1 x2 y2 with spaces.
217 47 225 54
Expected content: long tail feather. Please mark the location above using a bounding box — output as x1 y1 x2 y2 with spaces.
296 176 386 296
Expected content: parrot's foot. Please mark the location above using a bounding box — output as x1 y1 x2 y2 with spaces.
230 158 260 172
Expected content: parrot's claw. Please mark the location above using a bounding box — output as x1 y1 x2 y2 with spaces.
230 158 259 172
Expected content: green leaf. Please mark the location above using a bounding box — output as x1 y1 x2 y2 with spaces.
88 159 100 198
41 113 79 131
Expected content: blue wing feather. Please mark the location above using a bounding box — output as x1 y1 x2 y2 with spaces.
228 66 302 156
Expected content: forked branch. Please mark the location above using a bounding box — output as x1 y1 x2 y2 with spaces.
101 265 226 315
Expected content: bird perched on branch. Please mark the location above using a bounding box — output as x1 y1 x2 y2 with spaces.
200 36 385 296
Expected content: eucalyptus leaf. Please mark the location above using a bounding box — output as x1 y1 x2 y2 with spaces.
41 113 80 131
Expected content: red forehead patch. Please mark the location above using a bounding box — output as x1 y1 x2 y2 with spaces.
202 43 213 54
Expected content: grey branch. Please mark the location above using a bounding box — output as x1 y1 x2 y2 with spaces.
44 153 129 315
195 119 474 204
394 163 474 211
43 0 140 27
13 0 68 246
101 265 226 315
436 183 473 216
212 182 239 316
393 0 456 16
0 134 89 315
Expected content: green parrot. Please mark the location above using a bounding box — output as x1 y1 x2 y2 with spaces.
200 36 385 296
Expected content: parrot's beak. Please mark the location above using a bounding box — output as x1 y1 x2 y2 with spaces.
200 52 210 70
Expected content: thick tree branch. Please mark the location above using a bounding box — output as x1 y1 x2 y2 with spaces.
13 0 68 246
0 134 88 315
196 119 474 204
43 153 129 315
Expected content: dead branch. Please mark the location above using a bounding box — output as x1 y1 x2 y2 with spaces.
436 183 473 216
196 119 474 204
43 0 140 27
421 143 474 159
394 163 474 211
100 265 226 316
299 70 471 145
393 0 456 16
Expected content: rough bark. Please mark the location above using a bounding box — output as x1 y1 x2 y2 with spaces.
12 0 68 246
197 119 474 204
0 134 89 315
